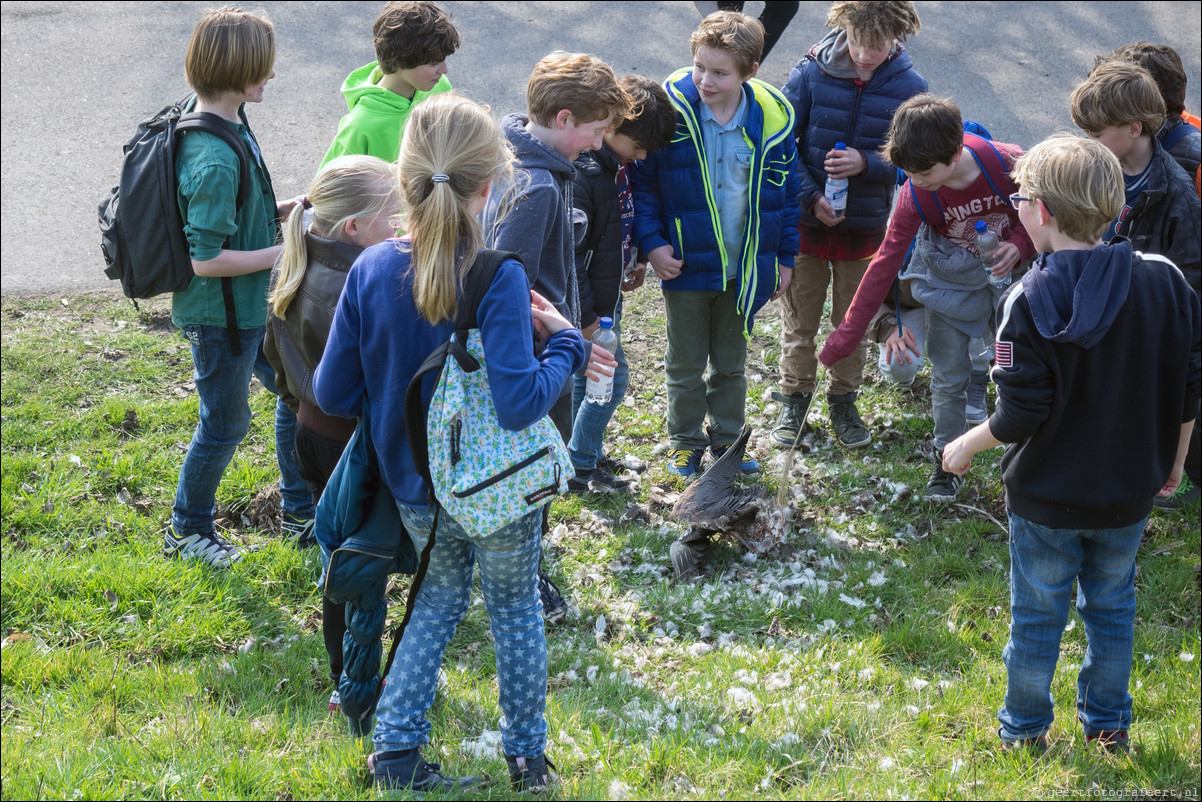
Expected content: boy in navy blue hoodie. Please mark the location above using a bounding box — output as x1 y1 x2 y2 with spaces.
943 134 1200 751
775 0 925 449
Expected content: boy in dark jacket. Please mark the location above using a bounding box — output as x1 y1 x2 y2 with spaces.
567 76 676 494
1072 60 1202 508
774 0 925 449
630 10 801 477
944 134 1200 751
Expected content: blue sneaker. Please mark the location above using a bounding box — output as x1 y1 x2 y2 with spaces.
667 448 705 476
710 445 759 474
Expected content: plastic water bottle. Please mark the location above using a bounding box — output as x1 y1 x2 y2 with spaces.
825 142 849 218
975 220 1009 289
585 317 619 405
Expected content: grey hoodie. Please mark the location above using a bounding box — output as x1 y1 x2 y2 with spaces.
482 113 580 325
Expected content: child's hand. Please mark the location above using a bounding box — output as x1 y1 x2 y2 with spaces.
812 195 844 227
277 195 306 219
648 245 683 280
990 242 1021 278
530 291 572 336
622 263 647 291
584 344 618 382
770 265 793 301
1157 465 1185 497
942 435 974 476
883 328 920 365
824 146 865 178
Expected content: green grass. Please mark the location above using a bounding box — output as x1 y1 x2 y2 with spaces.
2 291 1199 800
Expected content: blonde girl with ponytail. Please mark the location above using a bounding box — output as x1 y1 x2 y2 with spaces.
314 94 586 794
262 154 399 717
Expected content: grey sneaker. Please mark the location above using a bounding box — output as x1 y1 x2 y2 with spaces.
828 392 871 448
966 381 989 425
770 391 812 448
163 524 243 569
926 454 964 502
280 512 316 549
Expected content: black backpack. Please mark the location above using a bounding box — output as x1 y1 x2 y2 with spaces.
98 93 254 351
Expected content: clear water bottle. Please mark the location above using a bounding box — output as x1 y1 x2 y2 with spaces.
975 220 1010 289
825 141 849 218
585 317 619 405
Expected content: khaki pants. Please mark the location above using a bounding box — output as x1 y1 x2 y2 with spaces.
780 253 870 397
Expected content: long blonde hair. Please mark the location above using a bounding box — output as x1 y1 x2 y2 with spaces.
270 155 399 319
398 94 516 324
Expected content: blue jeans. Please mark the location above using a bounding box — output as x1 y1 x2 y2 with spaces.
375 505 547 759
998 512 1146 743
171 324 311 534
569 318 629 472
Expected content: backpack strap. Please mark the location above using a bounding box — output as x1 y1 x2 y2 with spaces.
907 133 1016 226
1161 118 1201 150
175 108 255 357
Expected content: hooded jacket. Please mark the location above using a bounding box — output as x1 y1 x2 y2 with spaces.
572 143 624 330
1112 136 1201 295
630 70 801 334
783 30 927 232
482 113 580 324
320 63 452 167
990 241 1201 528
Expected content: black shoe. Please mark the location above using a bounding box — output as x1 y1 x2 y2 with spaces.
280 512 317 549
770 391 812 448
566 466 634 495
926 454 964 502
537 569 569 625
368 748 484 792
506 753 557 792
828 392 871 448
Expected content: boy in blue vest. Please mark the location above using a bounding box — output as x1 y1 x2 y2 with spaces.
774 0 926 450
630 10 801 477
819 94 1035 501
943 134 1200 751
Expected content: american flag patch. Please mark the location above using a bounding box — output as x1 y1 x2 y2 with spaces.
995 340 1013 369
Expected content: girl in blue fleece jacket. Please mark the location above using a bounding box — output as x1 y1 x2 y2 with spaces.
314 94 585 794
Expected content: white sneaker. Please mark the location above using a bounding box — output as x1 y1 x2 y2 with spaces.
164 524 242 569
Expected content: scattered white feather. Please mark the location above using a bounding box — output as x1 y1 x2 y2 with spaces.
908 678 929 691
1181 652 1195 663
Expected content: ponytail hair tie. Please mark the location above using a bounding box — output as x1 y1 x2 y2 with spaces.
431 174 451 184
301 195 312 209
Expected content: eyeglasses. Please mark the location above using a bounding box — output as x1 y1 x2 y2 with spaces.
1009 193 1055 217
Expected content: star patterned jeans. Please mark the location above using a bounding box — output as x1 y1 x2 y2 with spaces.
374 504 547 759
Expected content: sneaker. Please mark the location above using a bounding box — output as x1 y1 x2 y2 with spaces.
506 753 557 792
328 688 341 715
926 455 964 502
537 569 569 625
1154 474 1200 510
770 391 812 448
966 381 989 425
598 453 648 474
828 392 871 448
281 512 317 549
566 466 634 495
368 748 484 792
710 445 759 474
163 524 243 569
666 448 705 477
1086 730 1129 752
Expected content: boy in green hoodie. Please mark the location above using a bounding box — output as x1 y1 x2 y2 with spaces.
320 1 458 167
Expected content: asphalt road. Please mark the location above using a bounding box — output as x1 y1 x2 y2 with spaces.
2 1 1199 296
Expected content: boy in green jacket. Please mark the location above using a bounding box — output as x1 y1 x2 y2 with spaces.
320 2 458 167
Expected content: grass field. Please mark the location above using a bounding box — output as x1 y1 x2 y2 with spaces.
2 289 1198 800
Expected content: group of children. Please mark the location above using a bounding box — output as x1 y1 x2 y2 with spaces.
159 0 1200 790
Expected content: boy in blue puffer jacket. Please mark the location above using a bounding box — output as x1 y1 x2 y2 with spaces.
630 10 802 477
772 1 925 450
